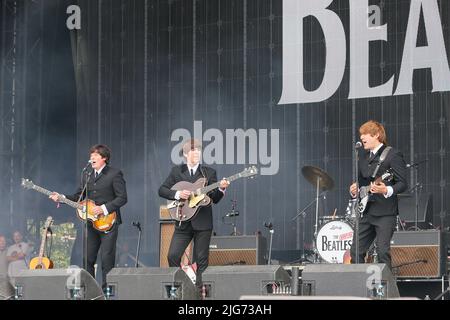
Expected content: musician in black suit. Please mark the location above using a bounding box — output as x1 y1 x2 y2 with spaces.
159 139 230 289
349 120 407 270
50 144 127 290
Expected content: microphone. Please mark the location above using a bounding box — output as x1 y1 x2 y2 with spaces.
406 159 428 168
132 221 141 231
355 141 362 149
225 211 239 217
264 222 273 230
82 160 93 171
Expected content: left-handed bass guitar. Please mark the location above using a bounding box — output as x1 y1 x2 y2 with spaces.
21 178 116 232
166 166 258 222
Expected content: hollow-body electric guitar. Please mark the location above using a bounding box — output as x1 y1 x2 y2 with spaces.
166 166 258 222
21 178 116 232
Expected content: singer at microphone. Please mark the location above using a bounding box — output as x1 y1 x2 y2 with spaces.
348 120 407 270
48 144 128 290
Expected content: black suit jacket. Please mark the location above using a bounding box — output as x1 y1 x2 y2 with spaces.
66 165 128 225
358 145 407 217
158 164 224 230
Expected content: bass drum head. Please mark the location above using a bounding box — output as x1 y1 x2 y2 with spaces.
316 220 354 263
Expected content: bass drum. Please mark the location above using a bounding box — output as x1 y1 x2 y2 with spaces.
316 220 354 264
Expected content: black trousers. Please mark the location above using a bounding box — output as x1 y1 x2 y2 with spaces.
83 222 119 289
167 223 212 287
350 214 396 270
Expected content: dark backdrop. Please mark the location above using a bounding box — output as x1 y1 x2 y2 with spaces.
1 0 449 266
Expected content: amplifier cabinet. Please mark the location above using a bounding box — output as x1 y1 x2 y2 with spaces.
159 221 192 268
208 235 267 266
391 230 447 278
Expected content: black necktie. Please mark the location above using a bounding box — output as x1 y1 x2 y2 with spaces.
95 171 99 179
190 169 194 177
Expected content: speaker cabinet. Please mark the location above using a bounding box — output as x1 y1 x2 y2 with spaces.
301 264 399 298
106 267 198 300
398 193 433 229
391 230 446 278
159 221 193 267
208 235 267 266
201 265 290 300
11 268 104 300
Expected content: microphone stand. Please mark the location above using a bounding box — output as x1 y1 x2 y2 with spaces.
354 146 360 264
81 167 93 272
132 222 142 268
406 159 427 230
292 191 327 263
264 223 274 265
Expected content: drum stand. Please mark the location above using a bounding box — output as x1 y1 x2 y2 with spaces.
312 177 321 263
292 189 327 263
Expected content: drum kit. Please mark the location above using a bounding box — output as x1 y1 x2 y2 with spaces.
294 166 355 264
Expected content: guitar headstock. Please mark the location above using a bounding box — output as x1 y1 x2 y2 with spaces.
44 216 54 230
21 178 35 190
382 169 394 182
240 166 258 178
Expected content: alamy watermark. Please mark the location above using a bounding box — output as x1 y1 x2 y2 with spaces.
66 5 81 30
171 121 279 175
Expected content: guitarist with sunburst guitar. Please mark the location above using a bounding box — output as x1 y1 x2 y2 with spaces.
159 139 244 296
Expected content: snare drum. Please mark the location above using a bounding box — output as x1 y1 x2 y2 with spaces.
319 215 344 225
316 220 354 263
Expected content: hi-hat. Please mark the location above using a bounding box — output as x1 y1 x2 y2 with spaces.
301 166 334 191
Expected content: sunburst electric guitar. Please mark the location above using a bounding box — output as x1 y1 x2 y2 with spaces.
166 166 258 222
21 178 116 232
29 216 54 270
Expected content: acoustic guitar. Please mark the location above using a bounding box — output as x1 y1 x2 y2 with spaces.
166 166 258 222
29 216 54 270
21 178 116 232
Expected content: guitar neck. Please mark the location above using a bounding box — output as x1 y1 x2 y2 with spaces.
37 227 49 260
31 185 82 210
200 172 243 194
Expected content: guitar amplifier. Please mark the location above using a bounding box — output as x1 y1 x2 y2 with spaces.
391 230 447 278
208 235 267 266
159 220 193 268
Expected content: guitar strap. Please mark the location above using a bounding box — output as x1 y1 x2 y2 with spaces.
370 146 392 179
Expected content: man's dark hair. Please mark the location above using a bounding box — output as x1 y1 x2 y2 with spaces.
89 144 111 163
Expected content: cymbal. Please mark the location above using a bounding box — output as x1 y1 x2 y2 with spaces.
301 166 334 191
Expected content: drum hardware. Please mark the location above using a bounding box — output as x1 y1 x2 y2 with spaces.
316 220 354 263
292 166 334 264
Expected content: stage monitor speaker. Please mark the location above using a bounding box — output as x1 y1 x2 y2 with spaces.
201 265 290 300
301 264 399 299
208 235 267 266
398 193 433 229
106 267 198 300
391 230 446 278
11 268 104 300
159 221 192 267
